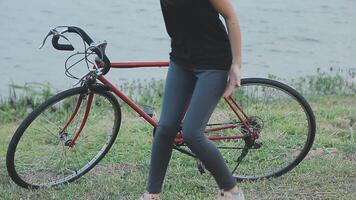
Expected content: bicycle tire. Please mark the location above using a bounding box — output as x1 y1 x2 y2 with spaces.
6 85 121 189
208 78 316 181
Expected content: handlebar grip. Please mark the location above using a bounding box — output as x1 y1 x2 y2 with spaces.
52 35 74 51
67 26 94 45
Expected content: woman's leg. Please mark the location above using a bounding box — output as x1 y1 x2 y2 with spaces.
146 61 196 193
181 68 237 190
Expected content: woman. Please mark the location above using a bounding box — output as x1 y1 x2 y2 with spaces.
140 0 243 199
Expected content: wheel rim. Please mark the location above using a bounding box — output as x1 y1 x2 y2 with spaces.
208 80 313 180
12 91 118 187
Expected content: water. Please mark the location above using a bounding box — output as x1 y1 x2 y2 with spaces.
1 0 355 97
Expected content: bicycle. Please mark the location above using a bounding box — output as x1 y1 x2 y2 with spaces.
6 26 316 189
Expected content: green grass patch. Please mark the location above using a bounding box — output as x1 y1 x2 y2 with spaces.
0 71 355 199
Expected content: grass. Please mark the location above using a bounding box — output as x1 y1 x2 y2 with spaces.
0 71 355 200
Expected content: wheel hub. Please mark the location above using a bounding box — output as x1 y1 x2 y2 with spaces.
59 132 73 147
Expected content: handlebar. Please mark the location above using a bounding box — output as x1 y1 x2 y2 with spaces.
41 26 111 75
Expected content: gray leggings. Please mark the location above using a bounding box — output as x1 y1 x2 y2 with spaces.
146 61 237 193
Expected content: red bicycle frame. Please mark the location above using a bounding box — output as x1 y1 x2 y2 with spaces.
66 61 254 146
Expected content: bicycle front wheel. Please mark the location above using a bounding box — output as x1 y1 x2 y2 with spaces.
6 85 121 188
208 78 316 181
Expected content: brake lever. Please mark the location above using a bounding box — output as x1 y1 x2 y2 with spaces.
87 40 107 65
39 29 58 49
39 28 73 49
88 41 107 58
97 40 107 54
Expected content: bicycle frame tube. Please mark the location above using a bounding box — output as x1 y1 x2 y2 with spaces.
226 96 253 133
96 61 253 143
98 75 159 127
110 62 169 68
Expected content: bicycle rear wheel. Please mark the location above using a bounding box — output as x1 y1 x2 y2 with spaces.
6 85 121 188
208 78 316 181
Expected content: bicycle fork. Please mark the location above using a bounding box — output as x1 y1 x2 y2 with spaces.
59 93 94 147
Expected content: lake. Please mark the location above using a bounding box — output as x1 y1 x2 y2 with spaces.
0 0 355 97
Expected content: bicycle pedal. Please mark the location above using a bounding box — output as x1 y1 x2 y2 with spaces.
138 105 154 117
196 159 206 174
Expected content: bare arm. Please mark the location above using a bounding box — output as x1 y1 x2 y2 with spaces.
210 0 242 67
209 0 242 97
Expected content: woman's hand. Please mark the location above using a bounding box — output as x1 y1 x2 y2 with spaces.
222 63 241 98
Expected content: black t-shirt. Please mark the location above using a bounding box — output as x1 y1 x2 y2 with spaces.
160 0 232 70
